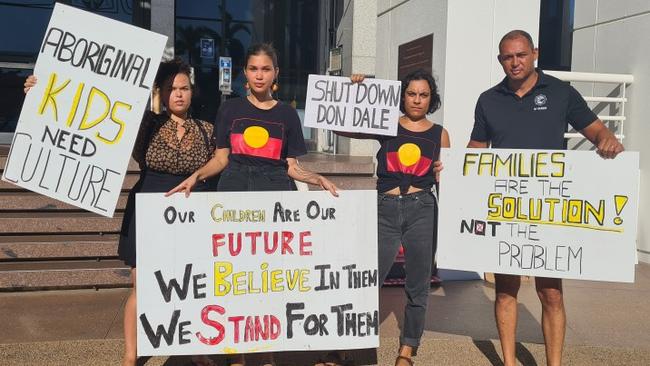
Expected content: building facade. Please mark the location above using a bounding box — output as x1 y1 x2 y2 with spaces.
0 1 646 269
571 0 650 262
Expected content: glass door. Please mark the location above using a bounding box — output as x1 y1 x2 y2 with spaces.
0 62 34 145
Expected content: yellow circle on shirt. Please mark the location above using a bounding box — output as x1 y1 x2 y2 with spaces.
243 126 269 148
398 143 421 167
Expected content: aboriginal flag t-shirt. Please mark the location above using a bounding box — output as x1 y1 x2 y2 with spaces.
375 123 443 194
214 97 307 166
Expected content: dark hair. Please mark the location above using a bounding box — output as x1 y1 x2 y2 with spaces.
245 43 279 69
154 58 192 89
498 30 535 52
399 69 441 115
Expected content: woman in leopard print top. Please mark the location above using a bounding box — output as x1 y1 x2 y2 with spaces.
118 59 216 366
23 59 216 366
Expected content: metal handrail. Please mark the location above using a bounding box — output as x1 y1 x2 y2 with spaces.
543 70 633 144
544 70 634 84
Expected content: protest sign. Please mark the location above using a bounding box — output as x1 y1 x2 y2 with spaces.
136 190 379 356
437 148 639 282
1 3 167 217
304 74 401 136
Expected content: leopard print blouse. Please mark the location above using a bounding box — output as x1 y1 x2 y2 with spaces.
132 112 215 175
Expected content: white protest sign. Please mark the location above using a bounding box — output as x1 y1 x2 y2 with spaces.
437 148 639 282
1 3 167 217
304 74 401 136
136 191 379 356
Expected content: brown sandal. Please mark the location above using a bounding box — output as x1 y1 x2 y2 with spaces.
395 355 414 366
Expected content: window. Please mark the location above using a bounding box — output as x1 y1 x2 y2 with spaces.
0 1 147 142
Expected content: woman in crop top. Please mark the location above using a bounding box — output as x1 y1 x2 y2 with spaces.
344 69 450 366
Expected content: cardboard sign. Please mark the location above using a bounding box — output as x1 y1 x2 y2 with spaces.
136 191 379 356
437 148 639 282
304 74 401 136
1 3 167 217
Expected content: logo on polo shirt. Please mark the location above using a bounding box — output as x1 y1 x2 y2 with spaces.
533 94 548 111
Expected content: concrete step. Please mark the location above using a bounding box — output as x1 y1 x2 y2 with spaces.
0 234 119 260
0 173 140 192
0 212 123 234
298 153 375 175
318 175 376 190
0 265 131 291
0 258 125 271
0 156 142 172
0 192 129 211
1 154 374 177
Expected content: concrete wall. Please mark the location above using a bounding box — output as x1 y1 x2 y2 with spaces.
334 0 378 156
443 0 540 147
151 0 175 60
572 0 650 262
366 0 539 148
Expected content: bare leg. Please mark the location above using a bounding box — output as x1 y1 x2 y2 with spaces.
494 274 521 366
536 277 565 366
122 268 137 366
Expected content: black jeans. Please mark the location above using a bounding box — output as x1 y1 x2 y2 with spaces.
217 161 295 192
377 190 437 349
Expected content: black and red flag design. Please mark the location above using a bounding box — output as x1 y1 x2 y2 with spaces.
386 135 436 177
230 118 284 160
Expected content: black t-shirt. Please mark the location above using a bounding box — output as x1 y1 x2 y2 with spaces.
471 69 597 149
375 123 443 194
214 97 307 166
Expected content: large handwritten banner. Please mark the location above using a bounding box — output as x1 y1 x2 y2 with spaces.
304 74 401 136
437 148 639 282
136 191 379 356
1 3 167 217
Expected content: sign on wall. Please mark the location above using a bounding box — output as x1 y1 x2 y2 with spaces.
304 75 401 136
136 191 379 356
1 3 167 217
437 148 639 282
398 34 433 82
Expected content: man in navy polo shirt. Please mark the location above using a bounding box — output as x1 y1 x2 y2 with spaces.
468 30 624 366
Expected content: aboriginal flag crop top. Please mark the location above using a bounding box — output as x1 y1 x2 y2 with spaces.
214 97 307 167
376 123 443 194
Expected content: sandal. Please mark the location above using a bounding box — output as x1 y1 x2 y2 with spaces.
395 355 414 366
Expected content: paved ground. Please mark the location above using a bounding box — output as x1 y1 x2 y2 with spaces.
2 264 650 365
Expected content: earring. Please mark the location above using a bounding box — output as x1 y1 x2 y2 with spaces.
272 82 279 92
244 82 250 90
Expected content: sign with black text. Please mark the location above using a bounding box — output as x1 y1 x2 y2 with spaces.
1 3 167 217
304 75 401 136
136 191 379 356
437 148 639 282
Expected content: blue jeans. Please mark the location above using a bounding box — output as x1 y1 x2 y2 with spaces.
377 190 437 351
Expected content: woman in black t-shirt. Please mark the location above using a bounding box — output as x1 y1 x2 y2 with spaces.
343 70 450 366
168 43 338 197
167 43 337 366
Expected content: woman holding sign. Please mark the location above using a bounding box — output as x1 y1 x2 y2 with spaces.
27 59 219 366
343 70 449 366
122 59 220 366
167 43 338 366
